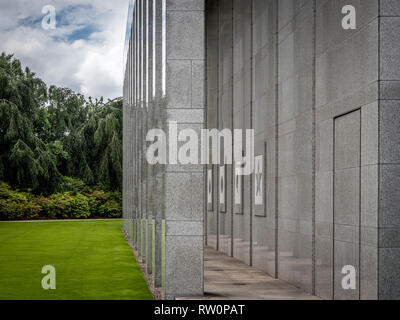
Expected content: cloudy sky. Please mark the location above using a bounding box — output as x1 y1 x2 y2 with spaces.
0 0 129 100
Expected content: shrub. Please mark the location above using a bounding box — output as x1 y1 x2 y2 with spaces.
87 190 106 216
98 199 122 218
69 193 91 219
19 201 42 220
87 190 122 218
0 181 12 199
0 185 41 220
103 191 122 218
62 177 94 194
0 180 121 220
35 196 55 219
47 192 90 219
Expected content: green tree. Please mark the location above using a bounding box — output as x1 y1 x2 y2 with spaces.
0 52 123 194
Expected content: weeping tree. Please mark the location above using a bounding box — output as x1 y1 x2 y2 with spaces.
0 53 62 194
0 52 122 194
94 99 122 191
0 99 63 194
64 98 122 191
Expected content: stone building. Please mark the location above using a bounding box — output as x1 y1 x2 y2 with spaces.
123 0 400 300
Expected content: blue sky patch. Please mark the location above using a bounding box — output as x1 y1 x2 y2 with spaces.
66 24 100 42
18 3 100 42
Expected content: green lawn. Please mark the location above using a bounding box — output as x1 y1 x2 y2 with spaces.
0 220 154 300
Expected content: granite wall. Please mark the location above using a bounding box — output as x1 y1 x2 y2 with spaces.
123 0 400 300
205 0 400 300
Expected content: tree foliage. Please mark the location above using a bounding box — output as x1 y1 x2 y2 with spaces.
0 53 122 194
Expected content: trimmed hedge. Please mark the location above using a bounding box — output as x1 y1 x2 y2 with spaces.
0 181 122 221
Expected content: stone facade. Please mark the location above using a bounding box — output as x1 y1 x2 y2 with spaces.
123 0 205 300
123 0 400 300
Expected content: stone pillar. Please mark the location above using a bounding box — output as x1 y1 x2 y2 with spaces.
205 0 218 251
153 0 165 289
131 24 135 242
123 38 129 238
141 0 148 264
163 0 205 299
134 2 139 251
138 0 144 261
130 14 135 242
378 2 400 300
146 0 154 275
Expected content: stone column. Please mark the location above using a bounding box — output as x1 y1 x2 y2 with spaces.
146 0 154 275
123 41 129 237
131 16 136 242
153 0 165 289
141 0 148 264
129 19 135 244
163 0 205 299
138 0 144 261
134 3 139 250
378 2 400 300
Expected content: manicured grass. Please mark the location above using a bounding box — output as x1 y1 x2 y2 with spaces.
0 220 154 300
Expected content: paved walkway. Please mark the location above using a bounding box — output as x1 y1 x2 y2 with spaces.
181 247 319 300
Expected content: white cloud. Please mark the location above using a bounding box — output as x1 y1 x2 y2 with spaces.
0 0 129 100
